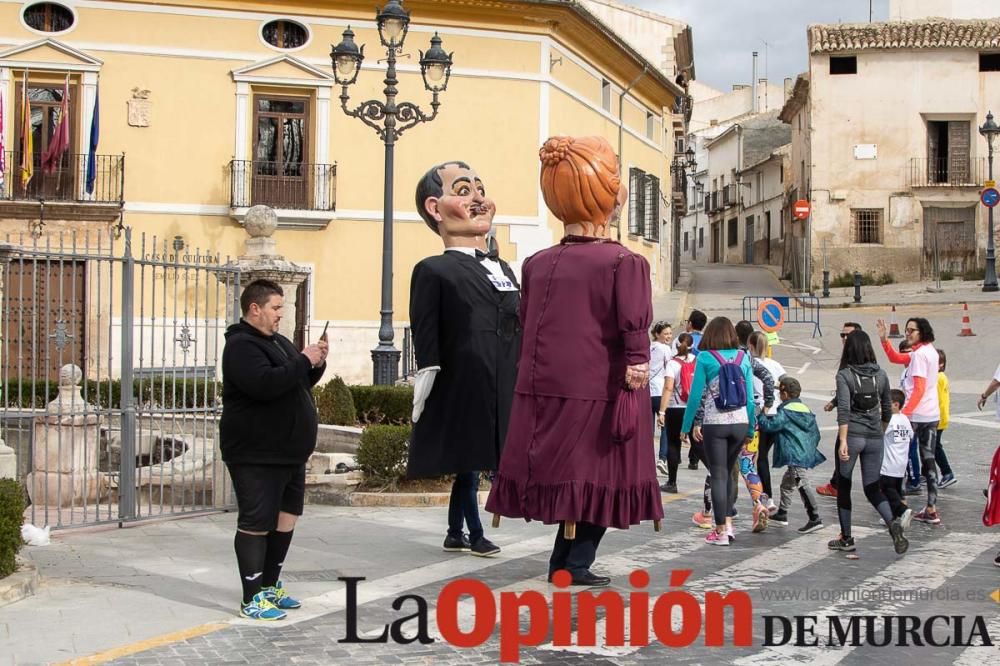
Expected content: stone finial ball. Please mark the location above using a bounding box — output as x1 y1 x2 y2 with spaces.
244 205 278 238
59 364 83 387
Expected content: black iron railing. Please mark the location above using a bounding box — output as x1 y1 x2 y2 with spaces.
1 151 124 204
722 183 739 208
229 160 336 211
402 327 416 379
907 157 986 187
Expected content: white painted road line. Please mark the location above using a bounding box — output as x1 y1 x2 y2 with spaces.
733 532 998 666
797 362 811 375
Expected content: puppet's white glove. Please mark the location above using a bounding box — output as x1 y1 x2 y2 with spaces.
412 366 440 422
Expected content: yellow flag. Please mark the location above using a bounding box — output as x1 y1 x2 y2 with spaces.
19 70 32 189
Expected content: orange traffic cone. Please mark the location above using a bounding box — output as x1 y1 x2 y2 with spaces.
958 302 976 337
888 305 902 339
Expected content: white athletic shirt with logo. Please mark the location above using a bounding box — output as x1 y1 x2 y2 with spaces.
882 412 914 477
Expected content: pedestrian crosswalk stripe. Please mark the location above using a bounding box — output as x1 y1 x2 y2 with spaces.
245 533 558 627
733 532 995 666
953 611 1000 666
543 524 874 656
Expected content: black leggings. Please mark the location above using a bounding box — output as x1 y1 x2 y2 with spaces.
702 423 747 526
664 408 685 483
879 474 907 518
757 429 775 499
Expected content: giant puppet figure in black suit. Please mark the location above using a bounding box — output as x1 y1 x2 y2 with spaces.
409 161 521 558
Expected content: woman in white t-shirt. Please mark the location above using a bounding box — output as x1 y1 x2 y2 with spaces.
657 333 695 494
649 321 673 474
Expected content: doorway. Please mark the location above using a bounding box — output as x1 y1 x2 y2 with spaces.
252 95 310 208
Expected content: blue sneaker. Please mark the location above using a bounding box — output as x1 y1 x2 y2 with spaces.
262 581 302 610
240 591 286 620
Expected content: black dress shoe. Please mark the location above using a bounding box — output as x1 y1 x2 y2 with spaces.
570 572 611 587
660 482 678 493
469 537 501 557
442 534 471 552
688 462 699 470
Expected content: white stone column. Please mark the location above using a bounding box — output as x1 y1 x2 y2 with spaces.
234 81 250 161
315 85 332 209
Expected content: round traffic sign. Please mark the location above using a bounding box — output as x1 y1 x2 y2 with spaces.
792 199 811 220
756 299 785 333
982 187 1000 208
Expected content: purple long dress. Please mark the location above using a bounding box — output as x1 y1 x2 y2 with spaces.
485 236 663 529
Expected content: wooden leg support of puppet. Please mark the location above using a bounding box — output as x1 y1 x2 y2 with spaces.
564 520 576 540
653 519 661 532
492 513 501 528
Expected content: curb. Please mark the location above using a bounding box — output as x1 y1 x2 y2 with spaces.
0 557 39 607
347 490 491 508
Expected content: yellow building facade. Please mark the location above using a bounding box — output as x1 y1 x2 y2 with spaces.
0 0 681 384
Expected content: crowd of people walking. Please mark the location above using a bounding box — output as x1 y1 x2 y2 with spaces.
645 308 997 562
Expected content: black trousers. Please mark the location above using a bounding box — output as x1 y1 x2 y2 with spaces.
828 435 841 488
548 521 607 577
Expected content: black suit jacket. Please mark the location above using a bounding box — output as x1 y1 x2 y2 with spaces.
407 251 521 478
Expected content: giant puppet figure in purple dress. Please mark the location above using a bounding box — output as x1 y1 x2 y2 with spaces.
485 136 662 587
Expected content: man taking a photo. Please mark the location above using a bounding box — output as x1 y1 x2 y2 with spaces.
220 279 328 620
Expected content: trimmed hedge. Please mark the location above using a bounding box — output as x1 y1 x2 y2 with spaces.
1 378 220 410
349 385 413 425
316 376 357 426
355 425 410 485
0 479 25 578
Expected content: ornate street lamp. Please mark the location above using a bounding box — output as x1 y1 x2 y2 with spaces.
979 111 999 292
331 0 454 385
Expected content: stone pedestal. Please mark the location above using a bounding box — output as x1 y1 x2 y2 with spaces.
25 365 105 507
223 205 311 340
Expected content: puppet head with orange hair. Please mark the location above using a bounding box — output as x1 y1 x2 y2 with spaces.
539 136 626 237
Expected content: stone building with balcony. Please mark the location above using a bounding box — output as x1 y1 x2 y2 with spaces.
0 0 686 383
780 6 1000 287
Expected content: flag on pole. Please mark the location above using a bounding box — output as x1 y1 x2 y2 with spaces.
85 83 99 195
0 90 6 192
19 70 33 189
41 74 70 174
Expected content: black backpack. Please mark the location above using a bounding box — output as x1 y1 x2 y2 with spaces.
850 369 879 413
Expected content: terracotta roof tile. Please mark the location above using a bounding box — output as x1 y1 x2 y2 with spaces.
809 17 1000 53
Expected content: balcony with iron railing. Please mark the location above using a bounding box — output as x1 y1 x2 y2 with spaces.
229 160 337 212
710 190 720 212
907 157 986 188
722 183 739 208
1 151 124 220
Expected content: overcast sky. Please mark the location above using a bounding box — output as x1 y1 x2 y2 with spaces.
624 0 891 91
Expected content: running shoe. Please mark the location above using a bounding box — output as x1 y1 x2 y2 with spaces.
913 509 941 525
994 553 1000 568
816 483 838 498
889 519 909 555
828 535 856 551
726 526 736 542
938 474 957 489
771 510 789 526
443 534 471 552
261 581 302 610
798 519 824 534
691 511 713 529
688 461 699 470
240 592 287 621
900 508 913 530
752 504 769 533
904 483 923 496
660 482 678 493
705 529 729 546
766 498 778 516
656 459 670 476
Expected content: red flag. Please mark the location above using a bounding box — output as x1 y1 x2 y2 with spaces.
41 75 70 174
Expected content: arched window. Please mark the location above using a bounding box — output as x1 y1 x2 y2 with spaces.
262 20 308 50
23 2 75 33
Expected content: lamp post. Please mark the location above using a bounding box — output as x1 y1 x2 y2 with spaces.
979 111 999 292
331 0 454 384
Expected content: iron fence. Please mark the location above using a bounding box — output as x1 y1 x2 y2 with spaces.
229 159 337 211
0 228 241 529
741 294 822 338
402 327 417 379
1 151 124 204
907 157 986 188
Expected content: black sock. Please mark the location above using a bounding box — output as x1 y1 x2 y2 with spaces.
263 529 294 588
234 531 268 605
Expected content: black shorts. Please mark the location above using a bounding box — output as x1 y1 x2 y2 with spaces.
227 463 306 532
